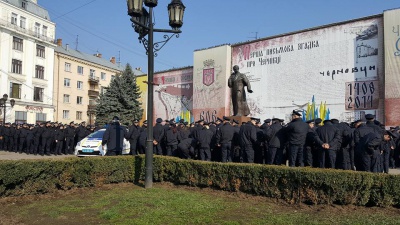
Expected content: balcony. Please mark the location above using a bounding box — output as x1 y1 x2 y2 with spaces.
88 76 100 84
88 90 99 97
88 104 96 111
0 18 54 44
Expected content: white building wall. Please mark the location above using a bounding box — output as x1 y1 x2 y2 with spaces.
0 0 56 124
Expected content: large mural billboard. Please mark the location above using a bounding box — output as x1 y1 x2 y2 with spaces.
192 45 232 122
231 17 384 122
153 67 194 123
384 9 400 126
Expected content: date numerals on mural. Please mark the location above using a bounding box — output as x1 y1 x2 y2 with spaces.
199 110 218 123
346 81 378 110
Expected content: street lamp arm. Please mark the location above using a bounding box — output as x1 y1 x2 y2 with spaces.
140 33 180 56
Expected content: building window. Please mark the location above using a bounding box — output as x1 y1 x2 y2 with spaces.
35 65 44 79
11 59 22 74
64 78 71 87
13 37 23 51
36 113 47 123
21 1 27 9
101 72 106 80
10 83 21 99
36 44 45 58
76 111 83 120
42 25 47 37
63 94 70 103
33 87 44 102
63 110 70 119
15 111 27 124
77 96 83 105
65 62 71 72
90 69 96 78
20 17 26 29
77 66 84 75
77 81 83 89
11 13 17 25
34 23 40 37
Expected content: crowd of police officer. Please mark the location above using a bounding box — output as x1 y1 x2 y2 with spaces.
0 121 96 156
126 110 399 173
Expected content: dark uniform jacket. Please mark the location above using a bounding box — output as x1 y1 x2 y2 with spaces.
315 122 341 150
240 122 257 146
216 123 235 144
266 122 284 148
153 123 165 144
197 128 213 148
285 118 309 145
101 122 128 151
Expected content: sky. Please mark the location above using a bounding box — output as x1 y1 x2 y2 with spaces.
37 0 399 73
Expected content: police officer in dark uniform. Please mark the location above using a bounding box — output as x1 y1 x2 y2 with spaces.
239 117 258 163
2 123 11 151
41 121 54 156
138 120 148 154
65 122 76 154
303 120 316 167
55 124 66 155
197 122 213 161
314 120 341 168
26 124 35 154
153 118 165 155
285 110 309 167
265 118 285 165
127 119 141 155
75 121 88 145
9 123 17 152
216 116 235 162
165 122 179 156
102 116 128 156
18 123 29 154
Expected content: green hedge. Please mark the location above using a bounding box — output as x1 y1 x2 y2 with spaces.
1 155 400 207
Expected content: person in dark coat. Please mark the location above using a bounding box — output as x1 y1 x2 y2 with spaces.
165 122 179 156
9 123 16 152
216 116 235 162
26 124 35 154
41 122 54 156
231 119 241 162
138 120 148 154
303 120 316 167
381 130 397 173
65 122 76 154
285 110 309 167
55 125 66 155
314 120 341 168
102 116 128 156
18 124 29 154
177 138 196 159
197 122 214 161
127 119 141 155
265 118 285 165
153 118 165 155
239 117 258 163
2 123 11 151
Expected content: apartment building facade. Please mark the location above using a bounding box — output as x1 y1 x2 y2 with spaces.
54 39 144 125
0 0 56 124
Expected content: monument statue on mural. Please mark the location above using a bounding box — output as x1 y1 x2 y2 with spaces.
228 65 253 116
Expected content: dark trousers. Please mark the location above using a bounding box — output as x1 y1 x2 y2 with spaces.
199 147 211 161
106 150 122 156
18 138 26 153
9 137 15 152
153 144 163 155
318 148 336 168
289 144 304 167
266 147 278 165
41 137 53 155
243 145 255 163
66 136 75 154
166 144 178 156
339 147 351 170
362 150 380 172
26 138 34 154
55 141 64 155
3 136 10 151
221 142 232 162
33 138 40 155
303 146 313 167
129 140 138 155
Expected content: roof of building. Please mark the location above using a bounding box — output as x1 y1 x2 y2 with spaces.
1 0 51 21
55 45 144 75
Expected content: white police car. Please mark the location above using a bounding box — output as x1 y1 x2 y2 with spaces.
74 129 130 156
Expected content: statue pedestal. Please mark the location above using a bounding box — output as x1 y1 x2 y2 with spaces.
227 116 251 125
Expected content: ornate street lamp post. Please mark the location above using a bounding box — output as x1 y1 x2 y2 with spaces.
127 0 185 188
0 94 16 125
